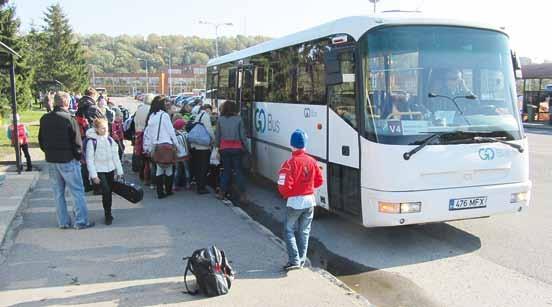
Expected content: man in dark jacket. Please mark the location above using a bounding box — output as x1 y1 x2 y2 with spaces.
76 87 104 126
39 91 95 230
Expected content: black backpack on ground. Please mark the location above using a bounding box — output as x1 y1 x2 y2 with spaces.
183 246 234 297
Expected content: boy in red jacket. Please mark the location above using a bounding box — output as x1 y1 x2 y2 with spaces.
278 129 323 271
7 114 32 171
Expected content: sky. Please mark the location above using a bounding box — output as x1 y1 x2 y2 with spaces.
11 0 552 61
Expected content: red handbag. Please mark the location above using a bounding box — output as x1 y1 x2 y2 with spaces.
152 113 176 165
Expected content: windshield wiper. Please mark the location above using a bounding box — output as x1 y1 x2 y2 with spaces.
403 131 472 160
428 92 477 125
473 136 524 153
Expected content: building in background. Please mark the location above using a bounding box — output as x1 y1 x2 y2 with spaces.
518 63 552 122
90 64 206 96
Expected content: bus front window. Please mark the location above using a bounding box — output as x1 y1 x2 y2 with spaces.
360 26 522 145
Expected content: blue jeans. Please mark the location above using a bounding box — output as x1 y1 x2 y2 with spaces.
48 160 90 227
284 206 314 265
220 149 245 193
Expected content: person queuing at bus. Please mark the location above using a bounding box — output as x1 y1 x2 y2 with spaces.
76 87 105 192
39 91 95 230
7 114 32 171
190 103 215 195
215 100 247 203
173 118 191 191
97 97 115 126
133 94 155 186
143 96 179 199
179 102 194 122
277 129 323 271
111 108 125 160
85 118 123 225
76 87 105 127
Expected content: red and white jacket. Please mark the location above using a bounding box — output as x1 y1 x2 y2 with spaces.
277 149 323 199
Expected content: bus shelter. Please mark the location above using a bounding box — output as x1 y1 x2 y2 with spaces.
0 40 23 174
518 63 552 122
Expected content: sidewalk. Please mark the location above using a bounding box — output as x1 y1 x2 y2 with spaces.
0 165 39 252
0 163 368 306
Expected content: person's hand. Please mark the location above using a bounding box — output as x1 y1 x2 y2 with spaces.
92 177 100 184
115 174 122 181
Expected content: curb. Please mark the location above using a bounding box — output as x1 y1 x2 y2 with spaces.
0 171 40 251
224 199 372 306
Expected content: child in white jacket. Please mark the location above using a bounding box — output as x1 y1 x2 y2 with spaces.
86 118 124 225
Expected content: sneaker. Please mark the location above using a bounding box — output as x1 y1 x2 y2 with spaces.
216 191 225 200
75 221 95 230
59 224 71 229
222 199 233 206
283 262 301 271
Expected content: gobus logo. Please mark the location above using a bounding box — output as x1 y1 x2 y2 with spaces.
255 107 280 134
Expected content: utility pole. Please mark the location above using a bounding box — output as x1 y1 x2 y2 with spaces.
199 20 233 58
369 0 380 13
138 58 149 93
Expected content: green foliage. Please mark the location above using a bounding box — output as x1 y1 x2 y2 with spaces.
34 4 88 92
0 3 34 118
80 34 271 74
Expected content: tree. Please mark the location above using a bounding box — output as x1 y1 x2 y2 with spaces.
37 4 88 92
0 2 34 116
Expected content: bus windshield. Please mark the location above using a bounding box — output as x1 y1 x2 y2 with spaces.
361 26 522 145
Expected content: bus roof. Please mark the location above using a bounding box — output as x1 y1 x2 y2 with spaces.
208 13 507 67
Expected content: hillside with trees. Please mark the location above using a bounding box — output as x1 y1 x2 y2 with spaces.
80 34 271 74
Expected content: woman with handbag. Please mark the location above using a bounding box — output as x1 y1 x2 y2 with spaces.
143 96 179 199
215 100 247 203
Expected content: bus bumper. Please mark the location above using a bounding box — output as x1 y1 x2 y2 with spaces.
360 181 532 227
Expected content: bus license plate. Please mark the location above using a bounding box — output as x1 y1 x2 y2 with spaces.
449 197 487 211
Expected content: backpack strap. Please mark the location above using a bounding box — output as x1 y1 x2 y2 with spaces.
156 112 164 141
182 254 200 295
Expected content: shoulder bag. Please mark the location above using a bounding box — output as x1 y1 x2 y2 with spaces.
152 113 176 165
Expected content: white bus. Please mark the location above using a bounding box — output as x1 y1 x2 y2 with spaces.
206 13 531 227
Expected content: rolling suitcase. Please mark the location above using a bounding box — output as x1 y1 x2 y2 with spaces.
113 179 144 203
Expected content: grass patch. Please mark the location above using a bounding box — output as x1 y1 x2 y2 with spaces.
0 111 42 159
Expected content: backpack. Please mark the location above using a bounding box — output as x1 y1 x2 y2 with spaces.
82 136 113 163
175 131 189 159
187 113 211 146
123 115 135 141
183 246 234 297
76 115 89 138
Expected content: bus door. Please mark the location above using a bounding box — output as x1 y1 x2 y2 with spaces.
236 64 255 157
325 45 362 217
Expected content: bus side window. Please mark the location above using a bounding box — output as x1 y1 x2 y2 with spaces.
328 51 357 128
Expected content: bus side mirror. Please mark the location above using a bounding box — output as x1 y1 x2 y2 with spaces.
511 50 523 79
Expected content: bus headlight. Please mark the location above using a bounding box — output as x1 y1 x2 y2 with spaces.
378 202 421 214
510 192 528 203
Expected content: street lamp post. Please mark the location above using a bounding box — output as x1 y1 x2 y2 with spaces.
137 58 149 93
198 20 233 58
